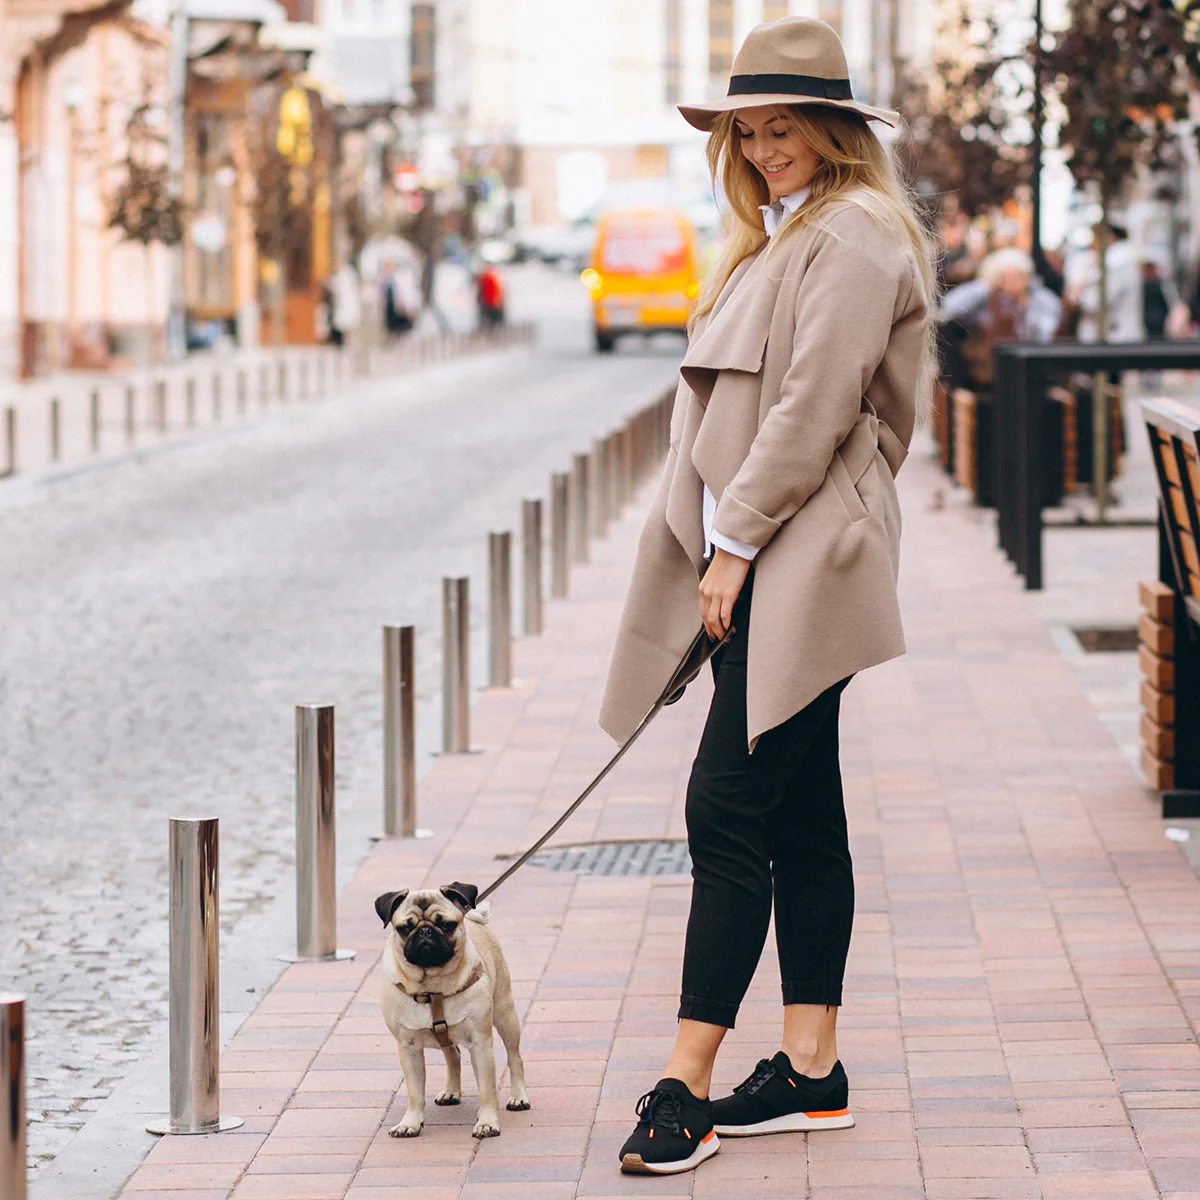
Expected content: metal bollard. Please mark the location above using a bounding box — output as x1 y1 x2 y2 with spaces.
212 374 222 422
442 578 471 753
2 406 13 477
277 358 287 403
285 706 355 962
50 397 61 461
1 993 26 1198
185 377 196 428
146 818 243 1135
90 388 101 453
550 472 570 598
569 453 590 564
260 363 269 408
606 433 621 517
125 384 136 446
620 425 634 501
590 438 609 539
237 370 247 416
488 531 513 688
522 498 543 636
317 353 326 397
382 626 427 838
299 358 308 401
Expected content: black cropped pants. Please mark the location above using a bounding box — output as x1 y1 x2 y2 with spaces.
678 573 853 1029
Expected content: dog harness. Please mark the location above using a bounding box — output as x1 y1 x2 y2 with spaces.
403 963 484 1049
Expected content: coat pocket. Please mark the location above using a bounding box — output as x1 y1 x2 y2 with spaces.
829 449 870 522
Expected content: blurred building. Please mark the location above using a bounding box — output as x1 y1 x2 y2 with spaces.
0 0 171 378
426 0 937 230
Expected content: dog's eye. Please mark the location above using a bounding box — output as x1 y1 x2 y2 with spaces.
434 916 456 931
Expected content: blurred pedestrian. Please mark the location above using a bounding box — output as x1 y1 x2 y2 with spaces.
600 14 935 1178
327 261 362 348
1065 222 1142 343
420 244 450 335
381 259 416 336
475 261 506 329
941 248 1062 343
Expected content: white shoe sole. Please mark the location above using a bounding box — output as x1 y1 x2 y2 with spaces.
714 1109 855 1136
620 1131 720 1174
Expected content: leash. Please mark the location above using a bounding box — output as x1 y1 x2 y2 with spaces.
477 626 728 904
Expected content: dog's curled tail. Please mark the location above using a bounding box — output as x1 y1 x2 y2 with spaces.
466 900 491 925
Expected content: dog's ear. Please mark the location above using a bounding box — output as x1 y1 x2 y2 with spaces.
440 882 478 911
374 890 410 926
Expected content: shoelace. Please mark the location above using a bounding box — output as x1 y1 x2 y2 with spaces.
734 1058 778 1096
635 1088 684 1135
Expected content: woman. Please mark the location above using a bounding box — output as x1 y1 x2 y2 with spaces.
599 16 935 1176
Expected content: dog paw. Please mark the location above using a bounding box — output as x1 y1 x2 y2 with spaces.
388 1121 423 1138
506 1096 531 1111
434 1091 461 1106
472 1120 501 1139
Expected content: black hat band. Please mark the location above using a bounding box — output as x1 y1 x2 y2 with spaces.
727 72 854 101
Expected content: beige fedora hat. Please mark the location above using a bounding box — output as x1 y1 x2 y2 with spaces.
678 16 899 131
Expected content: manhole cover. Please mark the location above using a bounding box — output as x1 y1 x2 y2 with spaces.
519 839 692 877
1073 626 1139 653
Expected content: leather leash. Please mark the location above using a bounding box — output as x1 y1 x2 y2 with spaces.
476 626 728 905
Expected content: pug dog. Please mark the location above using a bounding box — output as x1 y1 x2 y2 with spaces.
375 881 530 1139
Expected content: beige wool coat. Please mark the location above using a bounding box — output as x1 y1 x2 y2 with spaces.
599 196 929 751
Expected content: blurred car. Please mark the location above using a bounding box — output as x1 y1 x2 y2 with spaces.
516 220 597 269
580 210 700 353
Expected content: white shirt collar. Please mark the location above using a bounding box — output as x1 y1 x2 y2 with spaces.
760 187 811 238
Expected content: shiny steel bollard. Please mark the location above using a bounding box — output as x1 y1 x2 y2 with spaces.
550 472 569 598
125 385 136 446
3 406 15 477
50 398 61 462
606 433 621 516
1 993 26 1199
569 453 590 564
277 359 287 403
620 426 634 501
146 818 243 1135
156 380 168 433
237 370 247 416
590 439 608 539
260 363 270 408
185 377 196 428
286 706 355 962
522 498 543 636
90 389 101 453
212 374 222 422
383 626 429 838
442 578 471 753
488 532 513 688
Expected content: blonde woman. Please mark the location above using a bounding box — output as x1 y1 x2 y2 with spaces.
599 17 936 1175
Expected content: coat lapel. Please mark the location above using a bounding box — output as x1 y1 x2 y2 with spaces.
681 246 783 397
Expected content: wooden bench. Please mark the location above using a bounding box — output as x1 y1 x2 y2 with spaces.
1140 398 1200 817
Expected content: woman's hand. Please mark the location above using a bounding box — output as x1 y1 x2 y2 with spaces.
698 548 752 641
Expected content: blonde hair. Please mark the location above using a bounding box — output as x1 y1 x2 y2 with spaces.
693 104 938 417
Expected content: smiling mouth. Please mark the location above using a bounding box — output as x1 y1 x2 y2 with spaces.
763 162 792 175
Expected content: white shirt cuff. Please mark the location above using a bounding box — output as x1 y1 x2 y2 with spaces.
708 529 760 561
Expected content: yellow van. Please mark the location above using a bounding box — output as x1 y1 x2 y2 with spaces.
581 210 700 353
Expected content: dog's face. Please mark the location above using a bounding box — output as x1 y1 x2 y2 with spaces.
375 883 479 970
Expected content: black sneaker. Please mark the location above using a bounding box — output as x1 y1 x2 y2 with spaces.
711 1052 854 1136
618 1078 720 1174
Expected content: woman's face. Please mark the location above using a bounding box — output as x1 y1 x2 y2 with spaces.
734 106 821 200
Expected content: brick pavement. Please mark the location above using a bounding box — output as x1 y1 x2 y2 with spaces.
112 434 1200 1200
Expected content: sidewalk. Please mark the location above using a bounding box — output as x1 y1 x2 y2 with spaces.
113 434 1200 1200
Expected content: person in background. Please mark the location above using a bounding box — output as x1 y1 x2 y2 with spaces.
327 260 362 348
1065 222 1142 343
382 259 415 336
475 260 506 329
941 247 1062 342
938 249 1062 391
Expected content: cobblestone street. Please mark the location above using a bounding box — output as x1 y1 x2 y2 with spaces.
0 268 681 1179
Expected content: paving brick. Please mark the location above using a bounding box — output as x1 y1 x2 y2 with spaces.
110 430 1200 1199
